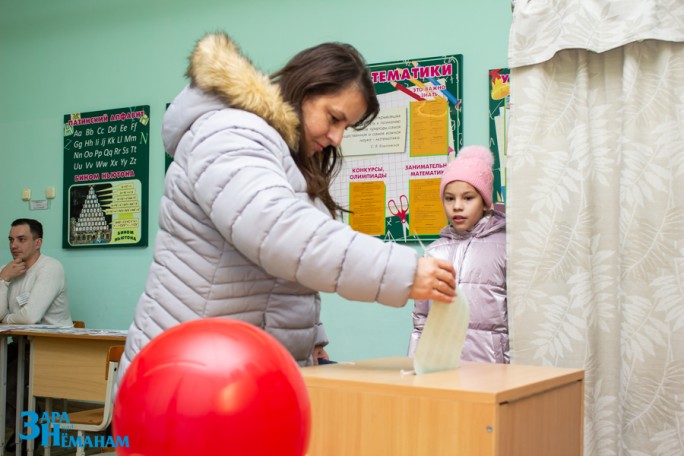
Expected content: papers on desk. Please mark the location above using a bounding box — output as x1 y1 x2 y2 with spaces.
413 286 469 375
0 324 73 333
0 324 127 336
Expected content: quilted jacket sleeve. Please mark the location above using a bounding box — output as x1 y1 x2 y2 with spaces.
187 109 418 307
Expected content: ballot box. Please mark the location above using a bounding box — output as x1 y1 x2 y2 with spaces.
301 357 583 456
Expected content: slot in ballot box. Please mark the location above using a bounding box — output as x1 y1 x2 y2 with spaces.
301 357 584 456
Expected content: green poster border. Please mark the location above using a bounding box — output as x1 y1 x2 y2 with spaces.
488 68 509 205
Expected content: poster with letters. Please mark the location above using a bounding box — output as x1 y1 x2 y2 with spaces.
62 105 150 248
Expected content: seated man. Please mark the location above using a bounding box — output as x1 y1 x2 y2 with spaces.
0 218 72 325
0 218 72 450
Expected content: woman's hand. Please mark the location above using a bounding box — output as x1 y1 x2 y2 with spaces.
312 346 330 365
409 257 456 303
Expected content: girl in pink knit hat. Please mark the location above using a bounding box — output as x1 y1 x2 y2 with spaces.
408 145 508 363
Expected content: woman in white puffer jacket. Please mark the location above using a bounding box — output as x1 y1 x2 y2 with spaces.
117 32 457 385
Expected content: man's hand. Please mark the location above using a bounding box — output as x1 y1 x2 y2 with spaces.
0 259 27 282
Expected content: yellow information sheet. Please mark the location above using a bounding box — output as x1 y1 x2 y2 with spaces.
410 98 449 157
408 178 444 235
349 181 386 236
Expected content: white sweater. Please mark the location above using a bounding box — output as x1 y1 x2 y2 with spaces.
0 254 72 325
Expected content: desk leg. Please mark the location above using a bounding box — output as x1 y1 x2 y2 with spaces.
27 337 35 456
0 336 7 456
16 337 36 456
15 336 25 456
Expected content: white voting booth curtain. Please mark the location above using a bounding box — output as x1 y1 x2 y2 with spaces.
506 1 684 455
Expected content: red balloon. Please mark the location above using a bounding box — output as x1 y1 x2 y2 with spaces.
113 318 311 456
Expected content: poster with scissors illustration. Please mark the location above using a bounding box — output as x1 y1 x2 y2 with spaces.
331 54 463 243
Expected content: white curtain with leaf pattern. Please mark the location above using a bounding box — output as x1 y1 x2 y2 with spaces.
507 1 684 455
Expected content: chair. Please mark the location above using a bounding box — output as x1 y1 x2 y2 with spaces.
46 345 124 456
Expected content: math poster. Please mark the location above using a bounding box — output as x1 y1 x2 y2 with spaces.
62 105 150 248
332 55 463 243
488 68 509 205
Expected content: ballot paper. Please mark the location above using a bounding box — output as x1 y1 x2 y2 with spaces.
413 285 469 375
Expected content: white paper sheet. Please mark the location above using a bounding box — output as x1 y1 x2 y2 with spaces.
413 286 469 375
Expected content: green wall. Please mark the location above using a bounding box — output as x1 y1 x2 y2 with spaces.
0 0 511 361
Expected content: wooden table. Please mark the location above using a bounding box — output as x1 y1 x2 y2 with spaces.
301 357 584 456
0 327 127 456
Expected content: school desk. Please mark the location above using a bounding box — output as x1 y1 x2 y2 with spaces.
301 357 584 456
0 326 127 456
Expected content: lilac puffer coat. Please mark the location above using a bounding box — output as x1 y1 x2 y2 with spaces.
408 210 508 363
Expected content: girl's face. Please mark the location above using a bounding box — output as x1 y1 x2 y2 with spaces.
442 181 487 233
299 85 367 157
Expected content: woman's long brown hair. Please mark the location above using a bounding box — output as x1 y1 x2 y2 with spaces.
271 43 379 218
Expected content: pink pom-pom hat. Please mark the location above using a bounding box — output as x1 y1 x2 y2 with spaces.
439 145 495 208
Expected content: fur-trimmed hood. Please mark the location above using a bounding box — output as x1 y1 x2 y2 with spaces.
166 32 300 154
